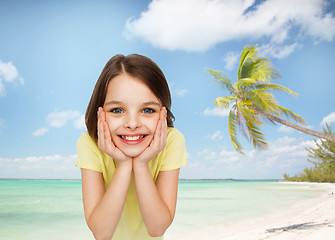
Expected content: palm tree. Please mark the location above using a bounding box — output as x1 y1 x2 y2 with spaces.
208 44 335 154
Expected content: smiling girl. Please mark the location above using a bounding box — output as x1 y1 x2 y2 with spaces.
75 54 187 240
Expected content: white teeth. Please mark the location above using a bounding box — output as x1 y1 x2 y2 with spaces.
121 135 144 141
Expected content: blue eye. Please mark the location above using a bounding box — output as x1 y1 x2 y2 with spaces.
111 108 123 114
143 108 154 114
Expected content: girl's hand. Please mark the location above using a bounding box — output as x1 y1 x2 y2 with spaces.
133 107 167 167
97 107 132 165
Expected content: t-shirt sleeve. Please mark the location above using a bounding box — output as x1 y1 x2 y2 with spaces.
160 128 187 171
75 132 103 173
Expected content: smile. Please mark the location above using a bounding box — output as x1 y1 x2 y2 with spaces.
118 135 147 145
120 135 146 141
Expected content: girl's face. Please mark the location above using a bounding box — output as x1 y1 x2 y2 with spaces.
103 73 162 158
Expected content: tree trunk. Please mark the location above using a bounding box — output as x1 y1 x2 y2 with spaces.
254 109 335 142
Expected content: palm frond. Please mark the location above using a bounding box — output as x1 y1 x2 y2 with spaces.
238 100 253 107
207 69 234 93
277 105 306 125
228 109 243 154
238 103 264 126
245 119 268 149
247 89 279 115
237 104 268 149
250 59 280 82
215 96 236 109
236 108 248 140
255 83 298 96
236 78 258 92
238 44 280 83
236 105 258 142
238 45 258 80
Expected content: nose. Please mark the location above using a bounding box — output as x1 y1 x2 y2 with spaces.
124 113 141 130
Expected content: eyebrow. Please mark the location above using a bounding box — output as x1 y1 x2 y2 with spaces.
104 100 161 107
104 100 122 106
141 101 161 107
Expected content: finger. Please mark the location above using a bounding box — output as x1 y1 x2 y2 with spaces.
97 108 100 135
97 108 105 147
162 107 167 127
101 108 114 147
161 107 168 147
97 107 101 131
159 107 167 131
103 121 114 152
101 107 106 122
148 116 161 151
153 107 164 138
147 107 165 150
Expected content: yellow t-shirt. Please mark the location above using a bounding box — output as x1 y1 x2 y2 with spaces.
75 127 187 240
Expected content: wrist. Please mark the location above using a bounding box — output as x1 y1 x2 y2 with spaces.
132 160 148 172
116 160 133 171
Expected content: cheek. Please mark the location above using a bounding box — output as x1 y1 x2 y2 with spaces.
146 116 160 133
105 116 122 133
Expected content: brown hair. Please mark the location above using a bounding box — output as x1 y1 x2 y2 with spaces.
85 54 174 141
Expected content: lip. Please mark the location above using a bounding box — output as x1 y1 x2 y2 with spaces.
118 134 148 145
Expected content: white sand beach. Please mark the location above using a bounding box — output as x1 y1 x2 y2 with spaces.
222 182 335 240
173 182 335 240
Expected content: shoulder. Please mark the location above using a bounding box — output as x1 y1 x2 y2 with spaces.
77 132 102 157
167 127 185 143
157 127 187 171
77 131 94 143
77 132 97 148
76 132 104 171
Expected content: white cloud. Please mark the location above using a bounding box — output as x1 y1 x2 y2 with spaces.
73 114 86 130
186 135 316 179
0 60 24 96
277 124 315 135
182 160 207 175
0 154 80 179
321 112 335 126
265 156 279 167
258 137 315 166
46 110 81 127
197 147 242 166
217 148 242 165
198 148 217 160
203 107 229 117
204 130 224 140
32 127 49 136
125 0 335 55
223 51 239 70
277 125 294 133
211 130 223 141
174 89 189 97
33 110 84 136
170 82 189 97
258 42 302 59
276 135 304 144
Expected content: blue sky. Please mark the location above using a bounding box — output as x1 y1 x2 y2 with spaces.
0 0 334 179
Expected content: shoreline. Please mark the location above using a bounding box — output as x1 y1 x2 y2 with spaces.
222 182 335 240
167 182 335 240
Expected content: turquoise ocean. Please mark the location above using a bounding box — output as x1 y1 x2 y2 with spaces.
0 180 326 239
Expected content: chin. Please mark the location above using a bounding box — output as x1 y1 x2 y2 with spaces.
113 135 152 158
114 142 147 158
122 148 146 158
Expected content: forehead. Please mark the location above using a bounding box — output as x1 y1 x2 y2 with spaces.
105 73 161 104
